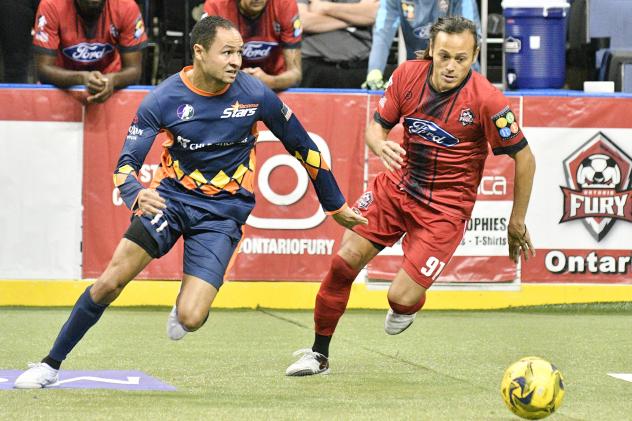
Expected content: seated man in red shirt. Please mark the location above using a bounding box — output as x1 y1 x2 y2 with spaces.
204 0 302 90
32 0 147 103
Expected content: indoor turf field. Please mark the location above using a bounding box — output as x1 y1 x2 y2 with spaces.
2 304 632 420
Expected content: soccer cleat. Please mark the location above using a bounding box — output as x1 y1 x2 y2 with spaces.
384 308 416 335
285 349 330 376
14 362 59 389
166 305 188 341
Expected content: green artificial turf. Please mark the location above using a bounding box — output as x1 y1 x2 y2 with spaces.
2 305 632 420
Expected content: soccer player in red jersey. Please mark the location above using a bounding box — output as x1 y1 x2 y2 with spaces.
203 0 302 90
32 0 147 103
286 16 536 376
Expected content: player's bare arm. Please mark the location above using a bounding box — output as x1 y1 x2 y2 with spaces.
331 205 368 229
35 53 90 88
87 51 143 103
365 119 405 171
274 48 302 89
243 48 301 90
298 3 347 33
309 0 379 26
507 144 536 263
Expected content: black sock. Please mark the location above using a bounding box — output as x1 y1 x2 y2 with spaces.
41 356 62 370
312 333 331 358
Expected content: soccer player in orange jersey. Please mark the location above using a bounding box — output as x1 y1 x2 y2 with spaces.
14 16 366 389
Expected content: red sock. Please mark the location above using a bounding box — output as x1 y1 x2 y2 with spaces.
314 255 360 336
388 294 426 315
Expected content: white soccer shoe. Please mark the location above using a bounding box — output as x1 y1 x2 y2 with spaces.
166 305 188 341
384 309 416 335
285 349 330 377
14 362 59 389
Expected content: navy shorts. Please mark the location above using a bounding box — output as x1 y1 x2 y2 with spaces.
126 199 242 290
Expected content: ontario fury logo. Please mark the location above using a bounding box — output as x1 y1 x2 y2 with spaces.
560 131 632 241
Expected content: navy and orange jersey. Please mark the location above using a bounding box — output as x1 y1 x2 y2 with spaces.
114 67 345 225
375 59 527 220
32 0 147 74
203 0 302 76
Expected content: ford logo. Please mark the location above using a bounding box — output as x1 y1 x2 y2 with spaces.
242 41 278 60
404 117 459 147
62 43 114 63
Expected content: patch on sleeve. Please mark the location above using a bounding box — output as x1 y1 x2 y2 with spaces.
292 15 302 38
281 102 293 121
491 106 521 140
134 15 145 39
355 191 374 210
34 14 49 43
379 96 387 109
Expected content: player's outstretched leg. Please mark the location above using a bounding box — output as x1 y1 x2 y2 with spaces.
14 239 152 389
384 269 427 335
286 231 379 376
286 255 360 376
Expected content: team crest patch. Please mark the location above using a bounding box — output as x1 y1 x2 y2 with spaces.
110 24 119 39
491 106 520 140
559 131 632 241
458 108 475 126
177 104 195 120
292 16 302 38
134 15 145 39
355 191 374 210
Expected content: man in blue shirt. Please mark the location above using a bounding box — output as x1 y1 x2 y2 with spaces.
362 0 480 89
14 15 367 389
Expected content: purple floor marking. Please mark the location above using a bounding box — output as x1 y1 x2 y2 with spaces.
0 370 176 391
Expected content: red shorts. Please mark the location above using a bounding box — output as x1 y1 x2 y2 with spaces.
352 172 466 289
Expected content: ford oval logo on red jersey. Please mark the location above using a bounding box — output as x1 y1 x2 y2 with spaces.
404 117 459 147
242 41 278 60
62 43 114 63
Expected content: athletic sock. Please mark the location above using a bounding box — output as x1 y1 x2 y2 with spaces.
388 294 426 315
312 333 331 358
314 255 361 337
48 286 109 362
41 356 61 370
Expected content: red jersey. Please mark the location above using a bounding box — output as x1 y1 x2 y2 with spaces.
203 0 302 76
32 0 147 74
375 59 527 220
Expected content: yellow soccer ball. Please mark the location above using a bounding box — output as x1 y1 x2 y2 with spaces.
500 356 565 419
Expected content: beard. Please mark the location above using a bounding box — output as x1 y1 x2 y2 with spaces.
75 0 105 22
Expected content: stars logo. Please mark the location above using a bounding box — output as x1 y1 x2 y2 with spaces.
177 104 195 120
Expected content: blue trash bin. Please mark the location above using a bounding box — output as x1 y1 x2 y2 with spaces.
502 0 569 89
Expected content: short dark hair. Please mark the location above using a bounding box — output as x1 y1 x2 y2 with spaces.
190 15 236 51
416 16 479 60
